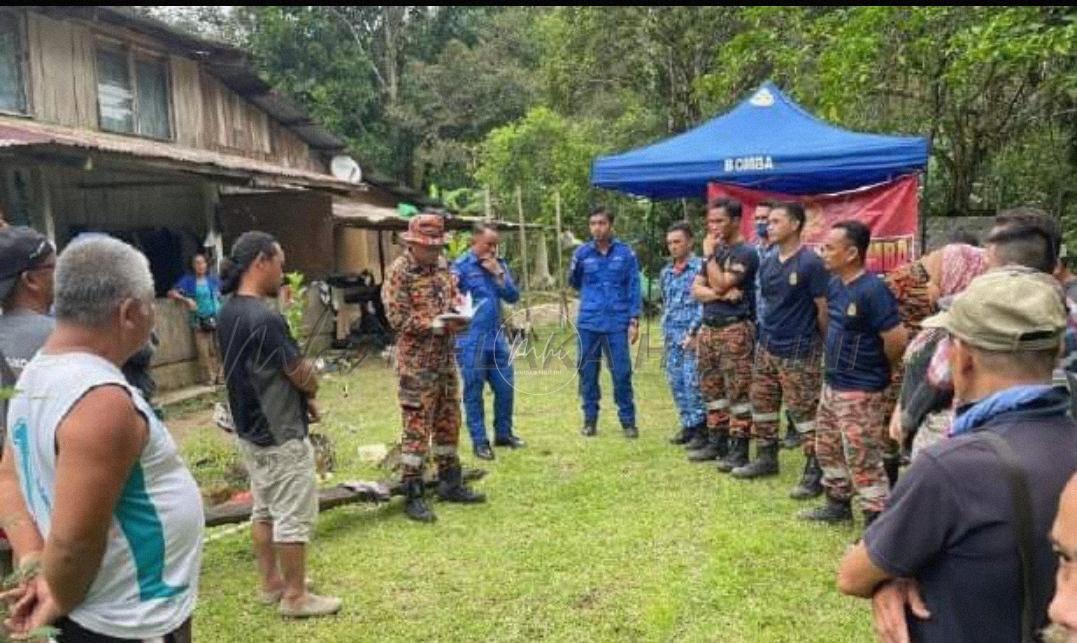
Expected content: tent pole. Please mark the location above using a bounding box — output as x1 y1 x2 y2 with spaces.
640 200 655 367
918 170 929 257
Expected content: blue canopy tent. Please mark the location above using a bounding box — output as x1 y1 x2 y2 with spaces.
591 82 929 198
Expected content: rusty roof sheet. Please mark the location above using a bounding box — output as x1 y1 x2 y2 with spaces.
0 117 361 193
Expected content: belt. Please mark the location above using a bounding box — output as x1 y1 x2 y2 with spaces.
702 316 750 329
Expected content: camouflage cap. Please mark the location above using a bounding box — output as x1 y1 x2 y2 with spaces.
921 267 1067 352
401 213 447 247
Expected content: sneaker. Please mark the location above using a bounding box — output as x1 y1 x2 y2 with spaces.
279 592 343 618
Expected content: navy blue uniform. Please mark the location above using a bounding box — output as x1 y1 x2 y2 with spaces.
568 240 641 426
452 251 520 448
757 247 829 360
823 273 901 392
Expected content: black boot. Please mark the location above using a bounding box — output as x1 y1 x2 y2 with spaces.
403 478 436 523
716 437 750 473
623 424 639 439
798 495 853 524
883 454 901 489
687 430 727 462
789 454 824 500
669 424 694 445
731 442 780 479
863 510 881 530
436 466 486 504
581 421 597 437
683 426 709 451
781 420 802 450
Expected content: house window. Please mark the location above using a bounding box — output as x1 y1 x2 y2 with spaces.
96 45 172 139
0 12 27 114
97 47 134 132
135 58 170 139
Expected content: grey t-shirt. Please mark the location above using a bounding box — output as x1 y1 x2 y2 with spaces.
0 310 54 382
0 311 54 435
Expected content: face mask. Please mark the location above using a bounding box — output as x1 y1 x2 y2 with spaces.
755 222 769 240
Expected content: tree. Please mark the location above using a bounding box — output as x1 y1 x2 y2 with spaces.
697 6 1077 217
394 8 540 189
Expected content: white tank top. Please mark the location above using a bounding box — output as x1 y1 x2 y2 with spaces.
6 352 203 639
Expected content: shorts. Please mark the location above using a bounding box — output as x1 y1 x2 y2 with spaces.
237 438 318 543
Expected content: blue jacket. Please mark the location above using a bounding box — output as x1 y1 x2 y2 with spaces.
173 273 221 299
452 251 520 348
568 239 642 333
171 273 221 323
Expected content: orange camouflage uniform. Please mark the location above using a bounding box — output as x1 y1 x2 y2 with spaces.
382 249 462 479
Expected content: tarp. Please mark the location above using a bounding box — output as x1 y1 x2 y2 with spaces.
591 82 929 198
709 176 921 273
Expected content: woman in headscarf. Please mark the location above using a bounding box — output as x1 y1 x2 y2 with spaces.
890 243 988 458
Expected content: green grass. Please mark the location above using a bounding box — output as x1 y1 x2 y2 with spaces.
180 326 872 642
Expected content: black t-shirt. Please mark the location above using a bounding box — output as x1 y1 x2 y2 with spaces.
702 242 759 322
864 392 1077 643
217 295 308 447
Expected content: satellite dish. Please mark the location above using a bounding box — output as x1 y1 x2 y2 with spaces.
330 155 363 184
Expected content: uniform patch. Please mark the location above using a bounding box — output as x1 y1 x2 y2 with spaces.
789 272 798 286
847 302 857 317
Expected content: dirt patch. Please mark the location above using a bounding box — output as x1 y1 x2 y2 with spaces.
165 406 220 446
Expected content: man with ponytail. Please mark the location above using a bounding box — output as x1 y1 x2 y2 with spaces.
217 231 341 618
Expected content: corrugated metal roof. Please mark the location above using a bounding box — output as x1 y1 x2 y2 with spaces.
0 118 361 193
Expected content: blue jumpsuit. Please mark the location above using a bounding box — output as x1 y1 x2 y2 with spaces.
453 251 520 447
660 256 705 430
568 239 641 427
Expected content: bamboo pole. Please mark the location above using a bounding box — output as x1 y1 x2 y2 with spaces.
516 185 532 329
555 189 567 327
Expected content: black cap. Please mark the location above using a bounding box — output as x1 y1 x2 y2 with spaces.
0 226 53 301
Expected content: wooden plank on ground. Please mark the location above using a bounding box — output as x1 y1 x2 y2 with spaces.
204 469 487 528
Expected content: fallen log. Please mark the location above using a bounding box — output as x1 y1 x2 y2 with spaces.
204 468 487 528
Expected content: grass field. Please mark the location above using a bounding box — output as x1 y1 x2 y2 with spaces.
179 326 873 642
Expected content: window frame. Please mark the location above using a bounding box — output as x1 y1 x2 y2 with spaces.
94 37 175 141
0 8 31 117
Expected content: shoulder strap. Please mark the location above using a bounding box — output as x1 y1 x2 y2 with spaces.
979 431 1038 643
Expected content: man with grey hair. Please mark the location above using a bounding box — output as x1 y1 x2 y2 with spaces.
0 236 204 640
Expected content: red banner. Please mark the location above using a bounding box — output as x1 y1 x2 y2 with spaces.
707 175 921 273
